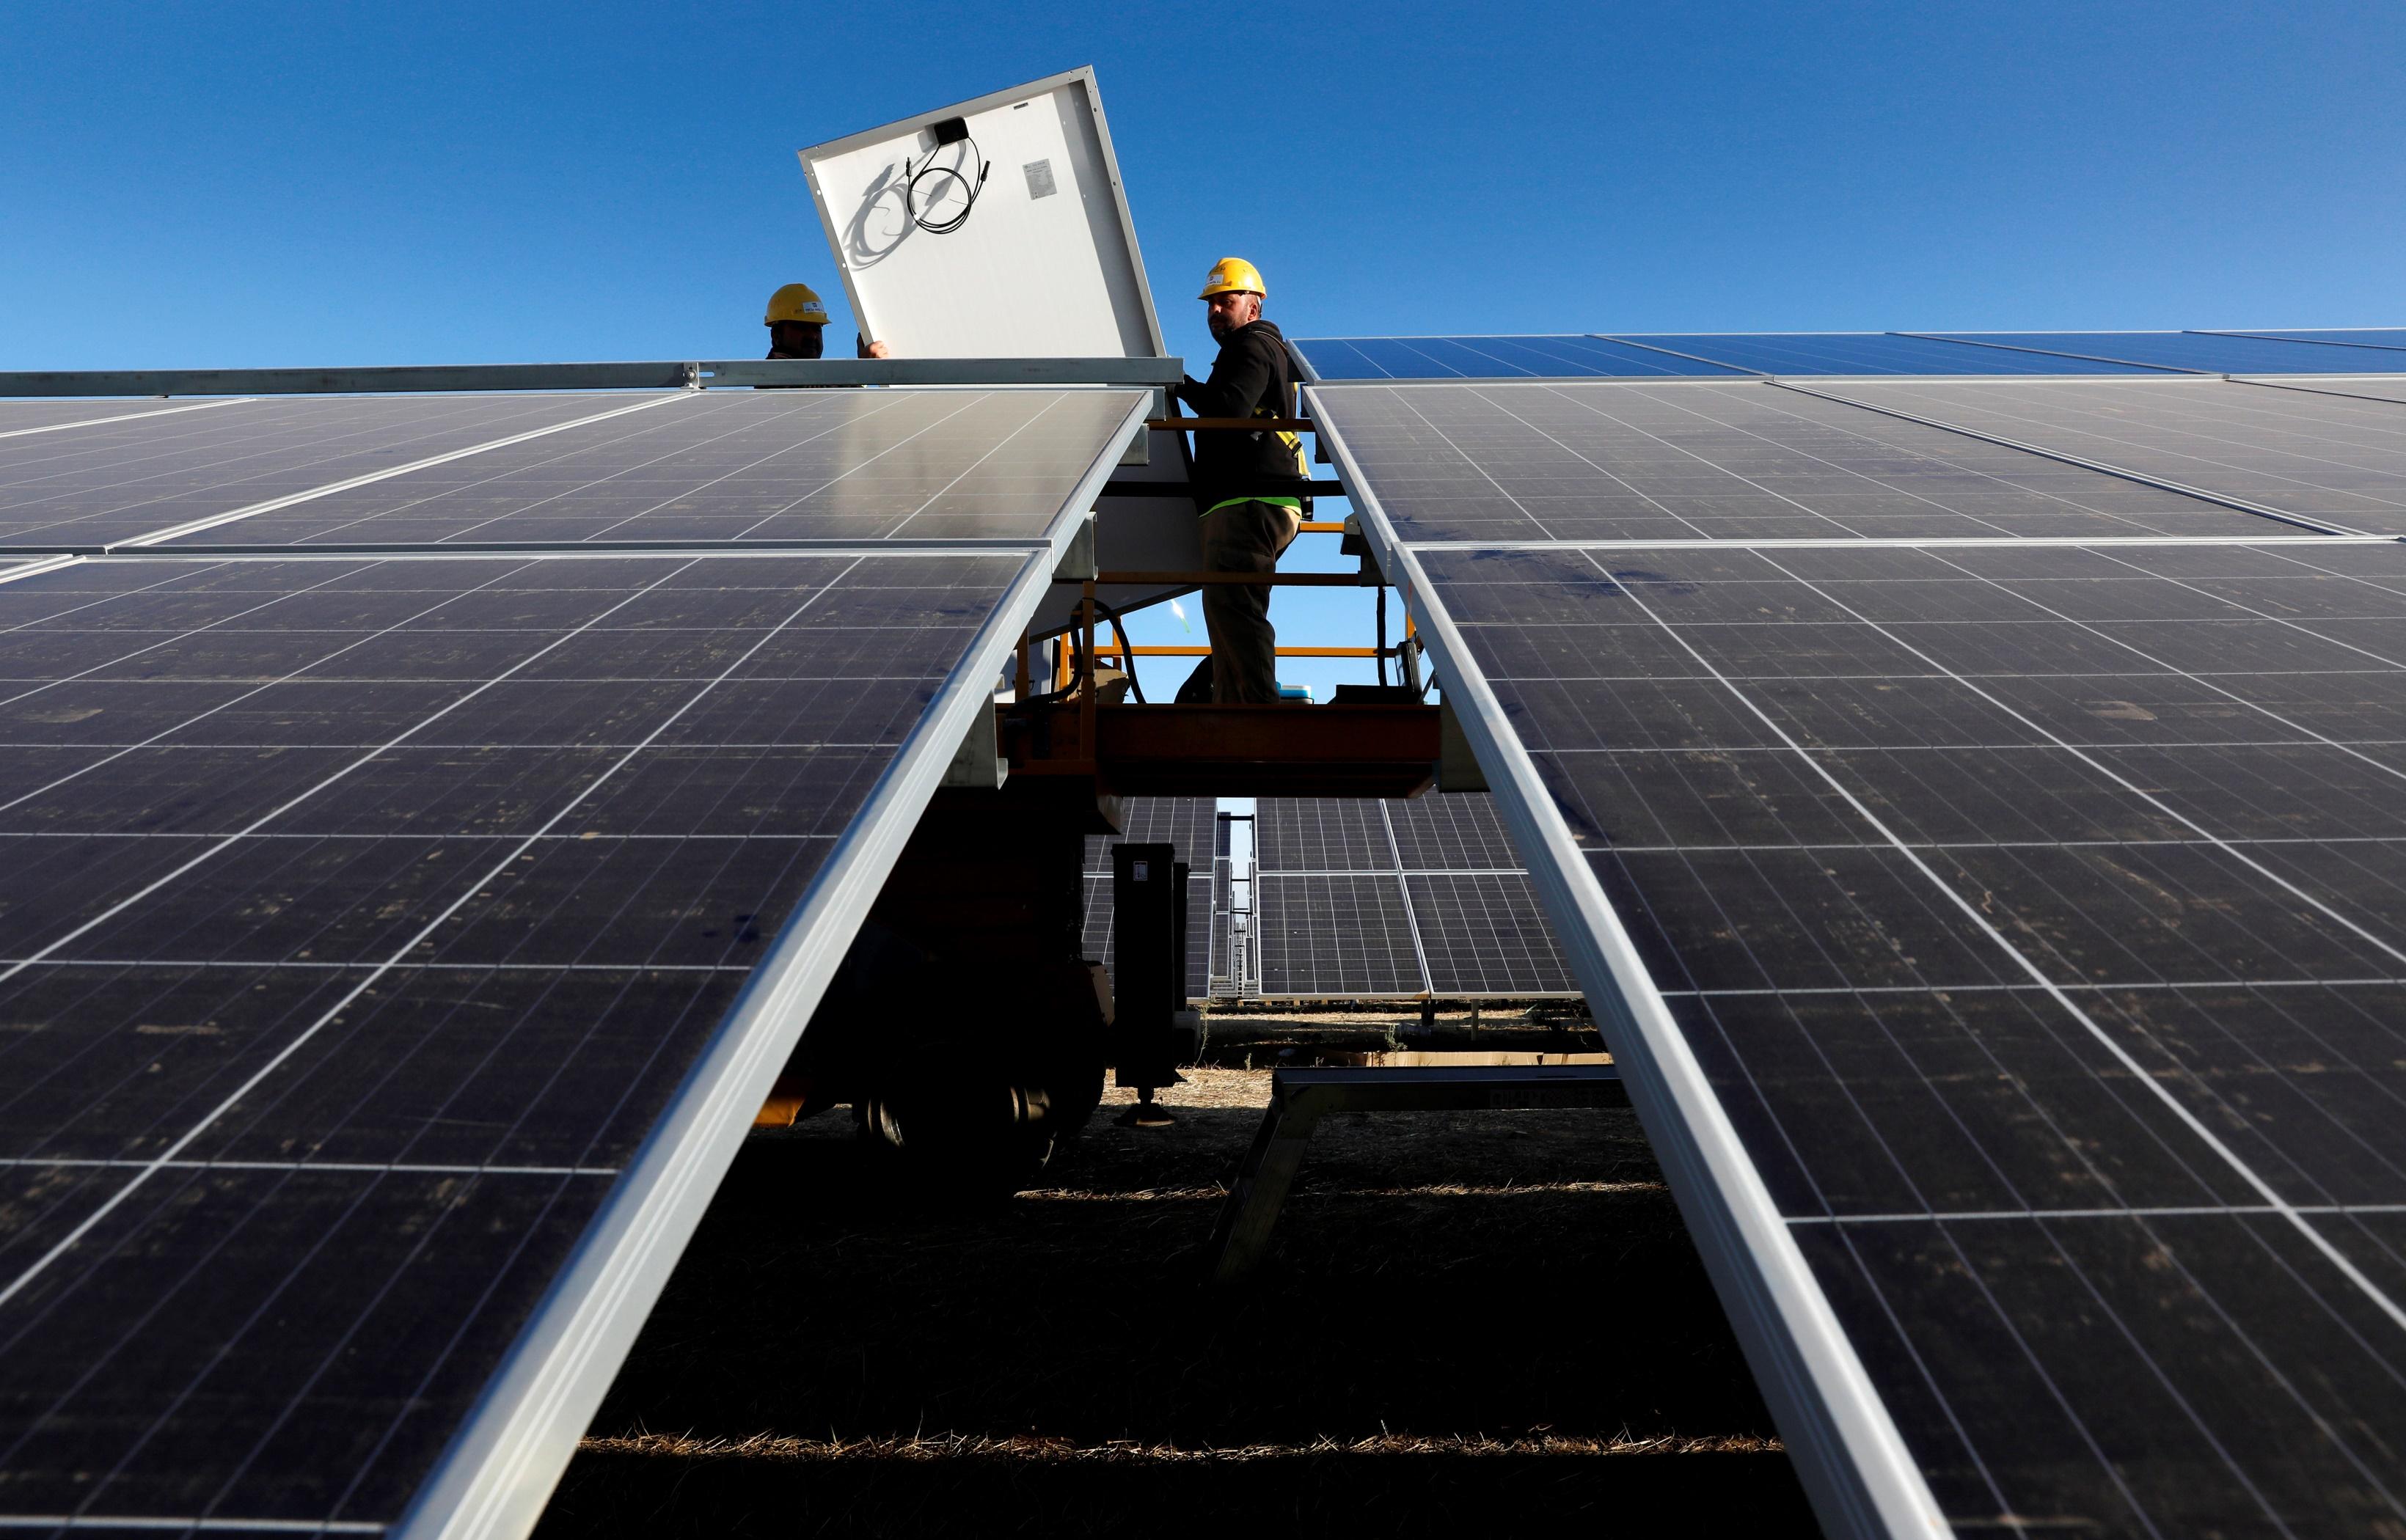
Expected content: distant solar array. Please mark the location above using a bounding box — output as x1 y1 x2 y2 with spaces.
1253 794 1575 998
0 386 1144 1536
1295 329 2406 381
1309 356 2406 1536
1082 796 1218 1000
1080 795 1575 1002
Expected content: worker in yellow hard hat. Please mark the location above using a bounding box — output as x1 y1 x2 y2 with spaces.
1173 257 1309 705
763 282 890 362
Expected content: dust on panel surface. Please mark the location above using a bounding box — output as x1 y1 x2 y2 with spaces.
0 394 657 549
1309 381 2281 543
1810 376 2406 535
0 548 1032 1528
1408 535 2406 1533
157 389 1146 548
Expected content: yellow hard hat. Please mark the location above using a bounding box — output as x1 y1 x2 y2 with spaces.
1199 257 1265 300
764 283 830 327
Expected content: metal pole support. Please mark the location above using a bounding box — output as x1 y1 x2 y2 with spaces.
1204 1064 1627 1283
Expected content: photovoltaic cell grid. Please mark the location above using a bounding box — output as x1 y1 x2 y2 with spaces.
1296 331 2406 382
0 386 1143 1536
1806 377 2406 537
0 400 254 436
159 389 1147 549
2213 329 2406 353
1417 538 2406 1534
1253 795 1574 997
1911 331 2406 375
1311 362 2406 1536
2261 376 2406 408
1294 336 1744 381
0 549 1032 1527
1301 382 2283 544
1080 797 1216 1001
1601 334 2167 377
0 394 666 549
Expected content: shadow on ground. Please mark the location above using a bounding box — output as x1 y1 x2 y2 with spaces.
536 1071 1817 1536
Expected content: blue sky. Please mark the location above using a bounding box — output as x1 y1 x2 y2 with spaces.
7 0 2401 694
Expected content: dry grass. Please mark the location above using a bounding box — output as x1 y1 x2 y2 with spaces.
582 1429 1783 1463
537 1060 1815 1537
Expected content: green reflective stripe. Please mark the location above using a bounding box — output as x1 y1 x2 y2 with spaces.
1201 495 1303 518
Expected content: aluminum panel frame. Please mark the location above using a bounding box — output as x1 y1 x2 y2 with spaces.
1306 383 1950 1540
0 358 1181 398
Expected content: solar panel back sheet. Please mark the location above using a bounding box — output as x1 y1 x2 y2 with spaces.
1310 367 2406 1538
0 386 1145 1536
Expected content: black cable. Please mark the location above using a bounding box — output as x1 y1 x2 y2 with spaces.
1088 596 1147 703
1009 595 1149 711
903 137 990 235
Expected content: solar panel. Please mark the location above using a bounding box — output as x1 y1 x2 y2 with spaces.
1406 873 1576 994
1254 873 1422 997
0 384 1144 1536
1314 369 2406 1536
2253 375 2406 406
2205 328 2406 354
0 399 252 438
157 389 1149 549
1252 795 1575 999
0 394 673 551
1254 797 1392 870
1804 378 2406 536
1601 334 2171 377
1381 791 1532 871
1292 335 1744 381
1912 331 2406 375
1304 381 2283 543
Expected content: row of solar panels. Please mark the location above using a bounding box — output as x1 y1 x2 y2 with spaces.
14 356 2406 1539
0 388 1148 1537
1081 796 1577 1000
1296 327 2406 381
1304 356 2406 1537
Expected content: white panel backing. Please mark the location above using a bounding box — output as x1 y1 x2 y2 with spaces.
800 67 1165 361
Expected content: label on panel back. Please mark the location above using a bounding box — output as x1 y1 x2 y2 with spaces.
1023 158 1057 199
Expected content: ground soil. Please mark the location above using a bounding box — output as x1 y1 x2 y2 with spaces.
537 1018 1818 1537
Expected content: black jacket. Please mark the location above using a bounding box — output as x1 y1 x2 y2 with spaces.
1175 318 1309 509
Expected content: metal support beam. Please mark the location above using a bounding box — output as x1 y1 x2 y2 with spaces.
1099 479 1346 498
1147 417 1314 430
1069 571 1364 587
1205 1064 1628 1282
0 357 1185 398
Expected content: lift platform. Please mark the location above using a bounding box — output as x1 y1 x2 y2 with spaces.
1003 700 1438 798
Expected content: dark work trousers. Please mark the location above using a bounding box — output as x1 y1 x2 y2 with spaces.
1199 499 1302 704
